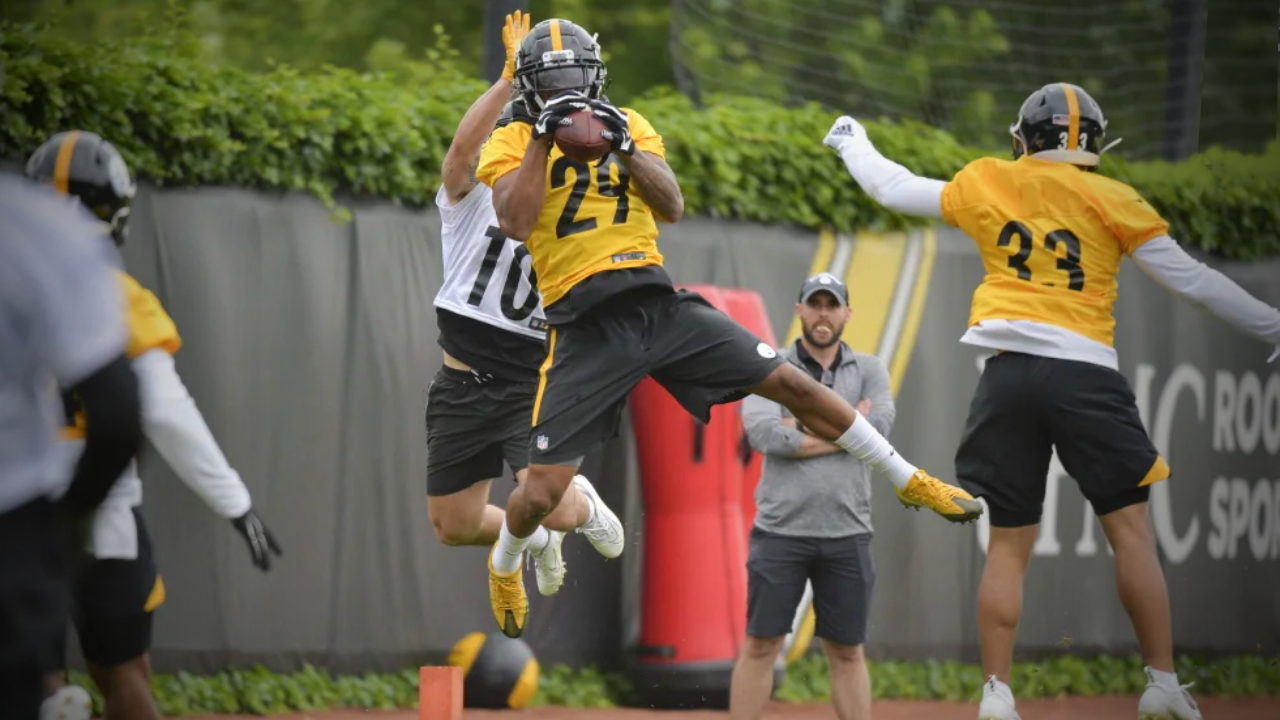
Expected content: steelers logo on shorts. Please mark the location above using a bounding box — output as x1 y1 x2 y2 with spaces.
756 342 777 359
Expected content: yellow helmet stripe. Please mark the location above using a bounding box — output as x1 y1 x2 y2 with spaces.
549 19 563 51
1060 83 1080 150
53 130 81 195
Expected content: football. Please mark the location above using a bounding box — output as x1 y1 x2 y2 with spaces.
553 109 611 163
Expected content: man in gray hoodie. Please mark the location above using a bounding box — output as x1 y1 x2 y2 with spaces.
729 273 893 720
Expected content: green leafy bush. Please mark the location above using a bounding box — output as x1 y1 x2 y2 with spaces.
65 654 1278 714
778 653 1280 702
3 24 1277 257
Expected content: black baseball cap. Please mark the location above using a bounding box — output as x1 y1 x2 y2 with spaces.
798 272 848 306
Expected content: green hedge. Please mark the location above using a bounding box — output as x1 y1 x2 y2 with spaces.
67 654 1279 714
3 24 1278 258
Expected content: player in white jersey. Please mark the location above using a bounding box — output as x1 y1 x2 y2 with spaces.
825 84 1280 720
0 173 143 720
425 11 623 598
25 131 282 720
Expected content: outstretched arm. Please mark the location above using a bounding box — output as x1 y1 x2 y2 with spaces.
134 349 283 570
823 115 946 219
440 10 530 204
1131 236 1280 360
441 81 515 204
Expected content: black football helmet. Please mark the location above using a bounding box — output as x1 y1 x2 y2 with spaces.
25 130 136 245
1009 83 1120 168
514 19 607 111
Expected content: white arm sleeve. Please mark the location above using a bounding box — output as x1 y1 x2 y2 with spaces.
836 138 946 219
1131 236 1280 349
134 349 252 518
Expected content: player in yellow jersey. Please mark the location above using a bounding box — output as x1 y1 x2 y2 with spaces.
26 131 281 720
476 18 980 640
825 83 1280 720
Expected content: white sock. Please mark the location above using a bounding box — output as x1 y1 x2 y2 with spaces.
526 526 551 554
984 675 1014 702
1146 666 1180 689
834 413 918 489
492 521 530 574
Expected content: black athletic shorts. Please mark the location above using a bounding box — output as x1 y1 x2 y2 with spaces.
956 352 1169 528
746 528 875 646
63 509 162 666
529 287 784 465
0 498 71 718
425 366 536 496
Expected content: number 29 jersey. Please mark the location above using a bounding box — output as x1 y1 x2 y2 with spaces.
476 106 667 321
941 155 1169 350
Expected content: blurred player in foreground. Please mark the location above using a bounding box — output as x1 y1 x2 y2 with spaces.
476 17 980 640
26 131 282 720
824 83 1280 720
0 173 142 720
425 10 623 600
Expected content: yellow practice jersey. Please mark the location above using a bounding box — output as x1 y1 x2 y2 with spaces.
63 271 180 439
476 107 666 309
941 156 1169 347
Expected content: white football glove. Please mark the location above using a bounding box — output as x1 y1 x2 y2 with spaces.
588 99 635 156
823 115 867 152
533 92 591 140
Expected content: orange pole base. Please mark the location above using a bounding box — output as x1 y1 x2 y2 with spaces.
419 666 463 720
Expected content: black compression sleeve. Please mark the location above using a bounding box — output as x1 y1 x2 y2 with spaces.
59 353 142 514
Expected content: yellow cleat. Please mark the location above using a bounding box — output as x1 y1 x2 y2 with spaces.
895 470 984 523
488 549 529 638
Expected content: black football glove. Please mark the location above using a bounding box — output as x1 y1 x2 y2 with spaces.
588 99 634 156
532 92 591 141
232 508 282 571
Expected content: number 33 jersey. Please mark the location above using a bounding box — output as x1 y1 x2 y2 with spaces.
476 106 667 320
941 155 1169 356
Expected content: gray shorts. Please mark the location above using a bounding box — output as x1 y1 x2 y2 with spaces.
746 528 875 646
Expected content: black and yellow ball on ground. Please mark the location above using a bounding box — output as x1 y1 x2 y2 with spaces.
446 631 539 708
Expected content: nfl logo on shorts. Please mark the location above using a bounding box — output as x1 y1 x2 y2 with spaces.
536 434 549 451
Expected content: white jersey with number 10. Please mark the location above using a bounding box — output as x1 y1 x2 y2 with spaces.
432 184 546 338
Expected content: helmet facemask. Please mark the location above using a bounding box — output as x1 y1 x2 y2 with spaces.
514 20 608 111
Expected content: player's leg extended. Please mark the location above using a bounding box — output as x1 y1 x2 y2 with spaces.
749 363 981 522
978 524 1037 682
1100 503 1199 719
976 524 1036 720
427 480 504 546
1099 502 1172 670
487 463 576 638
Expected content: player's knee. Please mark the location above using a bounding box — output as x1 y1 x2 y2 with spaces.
431 516 475 546
742 635 784 661
823 641 864 665
522 482 565 519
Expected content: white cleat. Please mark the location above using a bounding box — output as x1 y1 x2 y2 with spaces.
977 676 1021 720
572 474 624 559
40 685 92 720
531 530 566 596
1138 667 1203 720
